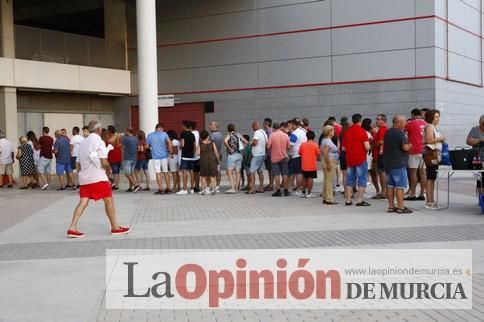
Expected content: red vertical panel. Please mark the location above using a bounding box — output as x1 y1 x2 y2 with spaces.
130 106 139 131
158 103 206 136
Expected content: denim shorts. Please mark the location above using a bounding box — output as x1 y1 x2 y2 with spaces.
37 157 52 174
226 153 242 169
110 163 121 175
272 158 289 176
135 159 148 171
56 162 72 176
346 161 368 188
122 160 136 175
386 167 408 190
180 159 195 171
249 155 266 174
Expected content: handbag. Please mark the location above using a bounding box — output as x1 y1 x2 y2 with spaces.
423 146 439 167
440 142 451 166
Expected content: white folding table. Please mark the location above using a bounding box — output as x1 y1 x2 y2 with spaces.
435 168 483 210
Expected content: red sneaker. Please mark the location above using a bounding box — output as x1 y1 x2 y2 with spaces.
111 226 131 235
67 230 85 238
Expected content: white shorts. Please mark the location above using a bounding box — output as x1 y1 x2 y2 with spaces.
168 156 179 172
408 154 425 169
152 159 169 173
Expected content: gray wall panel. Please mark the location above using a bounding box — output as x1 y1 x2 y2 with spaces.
191 0 256 16
258 57 331 87
192 64 258 91
191 38 258 68
332 21 415 55
191 11 257 41
258 30 331 61
257 1 330 34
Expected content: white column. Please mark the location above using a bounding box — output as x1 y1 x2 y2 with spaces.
136 0 158 134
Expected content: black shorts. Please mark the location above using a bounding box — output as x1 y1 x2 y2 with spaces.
303 170 317 179
193 159 200 173
264 158 272 171
289 157 302 175
339 151 347 170
377 156 385 172
70 156 77 171
426 165 438 181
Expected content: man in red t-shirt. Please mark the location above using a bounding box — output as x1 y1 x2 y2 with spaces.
404 108 427 200
371 114 388 199
38 126 54 189
342 114 371 206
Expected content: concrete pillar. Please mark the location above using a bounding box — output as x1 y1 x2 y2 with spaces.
0 0 15 58
0 87 17 141
104 0 127 69
136 0 158 134
0 0 17 145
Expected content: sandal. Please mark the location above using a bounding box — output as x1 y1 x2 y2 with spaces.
387 207 396 213
245 191 256 194
395 207 413 214
256 190 265 193
356 201 371 207
345 201 353 206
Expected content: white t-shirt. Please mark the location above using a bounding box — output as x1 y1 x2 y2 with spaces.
172 139 180 160
289 127 307 158
252 129 267 157
192 130 200 160
0 138 13 164
78 133 109 185
70 134 84 158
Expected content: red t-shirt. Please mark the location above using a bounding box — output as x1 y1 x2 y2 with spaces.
342 124 369 167
107 135 122 164
372 124 388 159
38 135 54 159
405 118 427 154
137 140 146 161
334 123 342 138
299 141 320 171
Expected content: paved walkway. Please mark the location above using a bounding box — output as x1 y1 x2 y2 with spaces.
0 174 483 322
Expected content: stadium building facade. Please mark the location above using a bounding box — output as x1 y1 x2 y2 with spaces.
0 0 483 148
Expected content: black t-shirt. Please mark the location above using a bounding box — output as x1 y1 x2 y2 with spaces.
180 131 195 159
383 128 409 170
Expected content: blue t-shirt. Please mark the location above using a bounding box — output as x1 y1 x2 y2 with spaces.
146 131 169 159
54 136 71 164
122 135 138 161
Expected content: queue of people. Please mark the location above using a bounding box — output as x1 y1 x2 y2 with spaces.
1 111 483 217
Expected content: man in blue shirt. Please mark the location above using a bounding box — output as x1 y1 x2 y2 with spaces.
54 130 75 190
122 128 140 193
147 123 172 194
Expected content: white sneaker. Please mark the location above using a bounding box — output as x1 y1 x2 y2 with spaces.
189 189 194 194
215 186 220 193
295 191 304 197
41 183 49 190
176 190 188 195
225 188 236 194
425 202 438 210
305 193 316 198
204 187 211 194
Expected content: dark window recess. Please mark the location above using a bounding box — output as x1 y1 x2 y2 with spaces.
204 102 214 113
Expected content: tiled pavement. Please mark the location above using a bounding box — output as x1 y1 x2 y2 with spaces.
0 175 483 322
